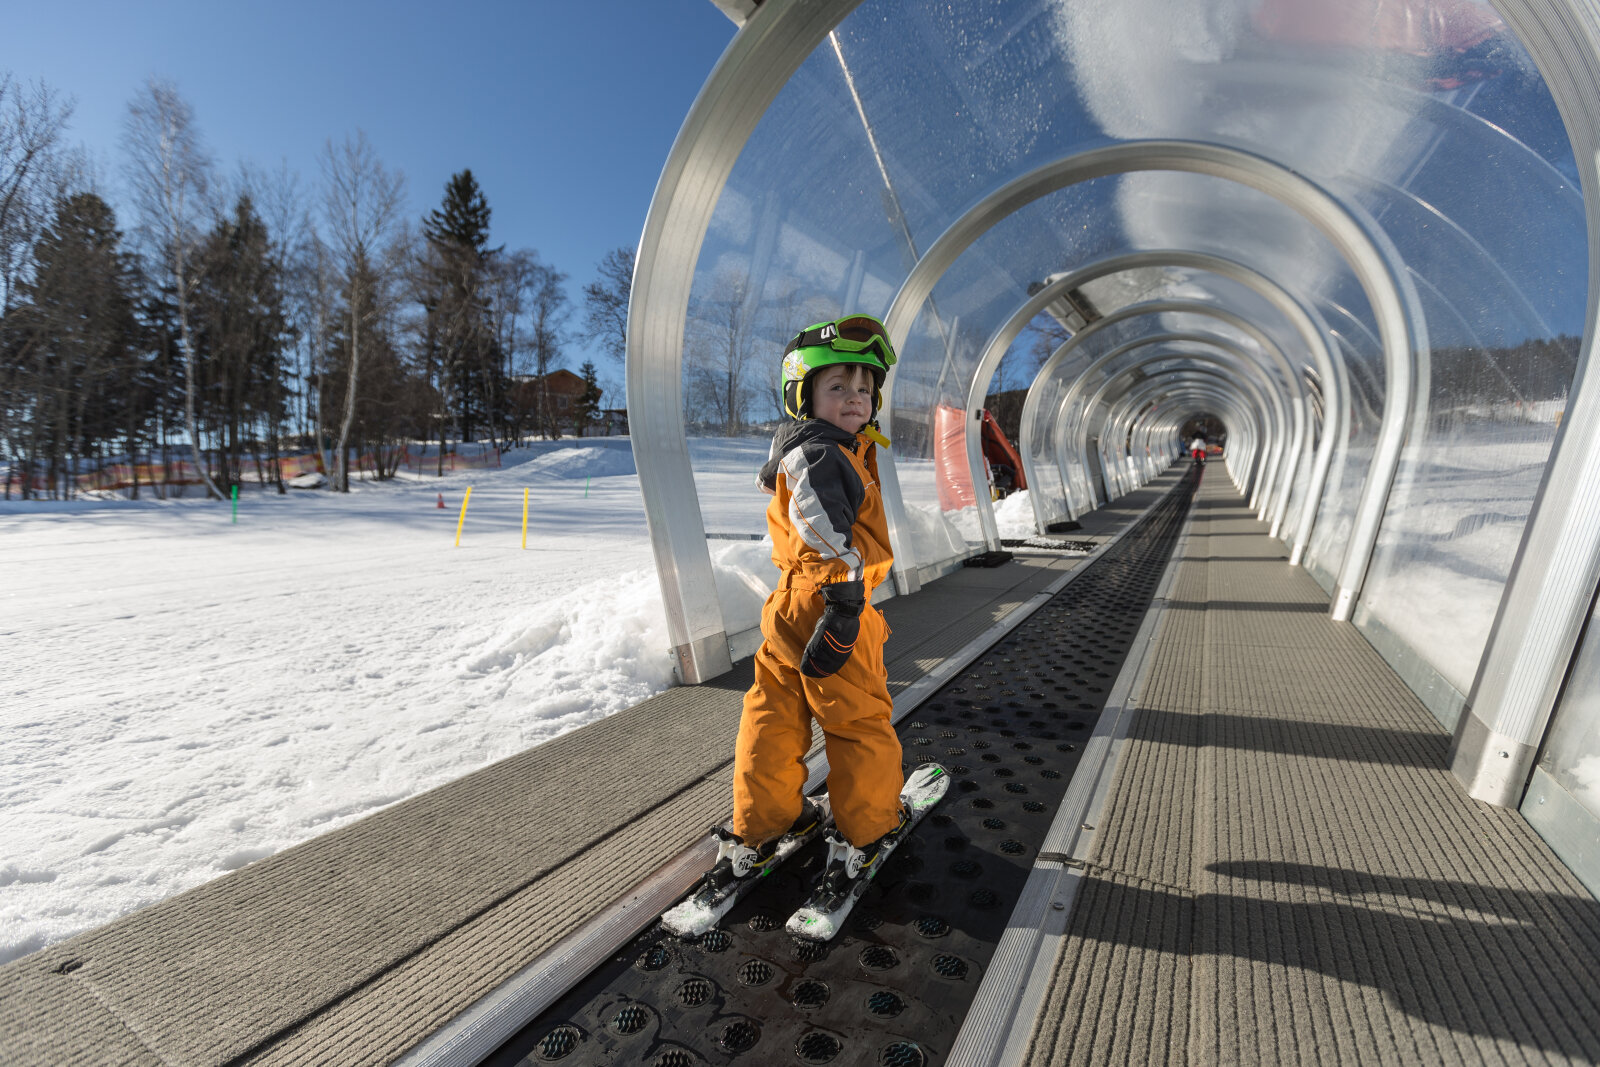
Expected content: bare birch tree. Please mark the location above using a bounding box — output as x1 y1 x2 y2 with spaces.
526 262 569 439
0 74 75 314
123 78 222 499
238 161 311 490
581 246 633 365
487 248 542 444
319 131 403 491
688 266 764 434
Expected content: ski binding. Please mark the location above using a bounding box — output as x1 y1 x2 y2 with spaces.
660 793 832 938
786 763 949 942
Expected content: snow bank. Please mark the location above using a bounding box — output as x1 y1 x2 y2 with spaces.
524 444 637 479
900 501 968 568
994 491 1039 538
0 434 790 963
709 538 778 635
1570 755 1600 813
460 568 676 744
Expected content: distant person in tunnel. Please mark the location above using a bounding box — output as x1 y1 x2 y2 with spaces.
701 314 908 900
1192 435 1207 467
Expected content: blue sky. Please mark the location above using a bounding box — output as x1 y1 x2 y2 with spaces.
4 0 735 379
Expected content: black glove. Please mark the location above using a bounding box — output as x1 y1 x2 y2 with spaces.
800 580 866 678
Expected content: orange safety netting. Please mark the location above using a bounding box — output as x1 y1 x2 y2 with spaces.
932 405 1028 510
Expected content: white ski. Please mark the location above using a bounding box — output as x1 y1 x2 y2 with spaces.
786 763 950 942
660 794 832 939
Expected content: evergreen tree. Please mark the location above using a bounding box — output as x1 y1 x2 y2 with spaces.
575 359 603 436
421 169 502 445
4 192 142 498
194 194 295 491
423 170 491 252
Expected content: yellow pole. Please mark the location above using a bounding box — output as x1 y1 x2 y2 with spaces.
454 487 473 547
521 487 529 550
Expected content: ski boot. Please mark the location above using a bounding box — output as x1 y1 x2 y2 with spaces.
786 806 911 941
661 796 830 938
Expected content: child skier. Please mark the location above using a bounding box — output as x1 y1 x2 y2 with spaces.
663 313 945 940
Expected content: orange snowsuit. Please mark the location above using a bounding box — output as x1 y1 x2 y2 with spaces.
732 419 903 848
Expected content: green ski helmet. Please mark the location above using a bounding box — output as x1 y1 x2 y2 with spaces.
780 314 898 421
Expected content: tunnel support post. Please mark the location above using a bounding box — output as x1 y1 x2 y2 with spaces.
1449 0 1600 805
626 0 868 682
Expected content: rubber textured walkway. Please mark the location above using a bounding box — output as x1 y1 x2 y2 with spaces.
1025 476 1600 1066
485 477 1196 1066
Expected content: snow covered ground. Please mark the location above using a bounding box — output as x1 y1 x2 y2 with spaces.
8 421 1583 967
0 436 777 964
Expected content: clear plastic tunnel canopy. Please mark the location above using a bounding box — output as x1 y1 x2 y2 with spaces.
647 0 1586 711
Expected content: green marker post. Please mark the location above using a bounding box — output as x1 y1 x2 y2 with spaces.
231 483 239 524
585 473 591 499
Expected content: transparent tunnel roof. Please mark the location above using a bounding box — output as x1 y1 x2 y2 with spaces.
644 0 1586 691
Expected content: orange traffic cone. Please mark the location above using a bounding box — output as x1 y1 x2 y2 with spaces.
436 492 445 509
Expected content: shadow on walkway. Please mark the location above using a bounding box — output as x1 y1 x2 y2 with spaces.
1125 707 1450 768
1070 865 1600 1059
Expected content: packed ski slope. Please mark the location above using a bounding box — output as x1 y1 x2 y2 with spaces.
0 437 1038 964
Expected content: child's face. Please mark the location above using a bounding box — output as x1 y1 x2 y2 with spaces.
810 365 874 434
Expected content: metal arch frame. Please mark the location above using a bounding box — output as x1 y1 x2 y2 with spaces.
1279 372 1331 555
633 103 1423 674
628 0 1600 748
1045 300 1304 526
1320 299 1387 415
1020 311 1293 525
1063 344 1274 508
1126 388 1229 483
875 138 1424 623
1299 325 1377 580
1145 389 1258 494
960 249 1345 566
1073 351 1281 506
1119 386 1246 489
1128 383 1259 487
1105 376 1263 494
1146 405 1203 469
1068 342 1282 509
1125 406 1174 482
958 253 1326 543
626 0 869 682
1106 390 1186 495
1129 388 1253 485
1016 305 1292 527
1058 335 1280 517
1152 389 1260 491
1016 331 1275 524
1157 385 1262 492
1067 56 1579 465
1108 376 1262 493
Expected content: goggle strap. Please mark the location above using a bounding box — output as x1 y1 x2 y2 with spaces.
783 336 896 370
783 319 894 361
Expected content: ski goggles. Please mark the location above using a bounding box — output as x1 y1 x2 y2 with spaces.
783 314 898 368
